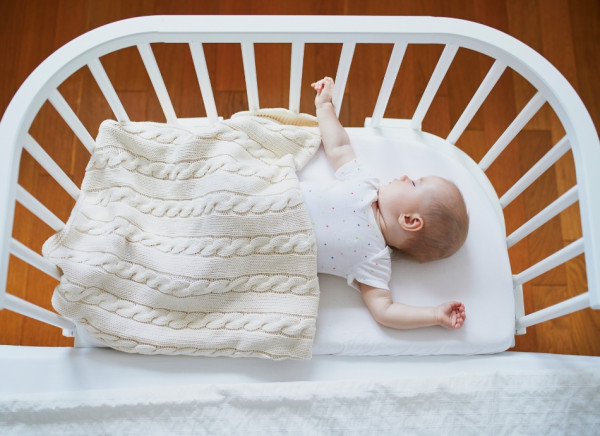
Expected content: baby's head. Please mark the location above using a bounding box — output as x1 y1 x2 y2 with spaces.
376 175 469 263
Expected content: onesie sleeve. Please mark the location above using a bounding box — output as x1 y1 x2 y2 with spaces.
335 158 377 182
347 247 392 291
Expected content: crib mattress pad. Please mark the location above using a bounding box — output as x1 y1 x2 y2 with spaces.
302 130 515 356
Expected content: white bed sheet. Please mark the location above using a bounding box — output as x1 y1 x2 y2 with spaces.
302 130 515 356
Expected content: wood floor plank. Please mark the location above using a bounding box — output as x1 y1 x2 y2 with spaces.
506 0 552 132
256 43 291 111
568 0 600 134
346 43 392 126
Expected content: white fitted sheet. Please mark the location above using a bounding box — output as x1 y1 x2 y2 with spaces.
302 130 515 355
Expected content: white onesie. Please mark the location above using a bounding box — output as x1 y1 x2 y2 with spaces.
300 159 392 291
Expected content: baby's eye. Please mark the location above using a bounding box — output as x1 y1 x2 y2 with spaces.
411 180 416 187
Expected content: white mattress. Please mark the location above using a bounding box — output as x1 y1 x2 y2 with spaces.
302 130 515 356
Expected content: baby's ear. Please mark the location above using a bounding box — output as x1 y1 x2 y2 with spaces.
398 213 424 232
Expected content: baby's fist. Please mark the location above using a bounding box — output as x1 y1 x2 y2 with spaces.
436 301 466 329
311 77 334 108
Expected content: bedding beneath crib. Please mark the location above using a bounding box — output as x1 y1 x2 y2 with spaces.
42 109 322 359
3 362 599 434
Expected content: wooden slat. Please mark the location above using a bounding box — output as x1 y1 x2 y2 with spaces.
189 42 218 124
9 238 61 281
241 42 260 111
516 292 589 330
501 136 571 208
479 92 546 171
23 134 80 201
514 239 584 286
332 42 355 117
370 42 408 126
289 42 304 113
15 185 65 232
507 186 578 248
48 90 96 153
3 293 75 332
447 60 506 144
137 43 178 124
87 58 129 122
411 44 458 129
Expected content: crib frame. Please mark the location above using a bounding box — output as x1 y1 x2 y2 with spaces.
0 15 599 343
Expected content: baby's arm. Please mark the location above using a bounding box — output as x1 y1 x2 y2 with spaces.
359 283 466 330
311 77 356 170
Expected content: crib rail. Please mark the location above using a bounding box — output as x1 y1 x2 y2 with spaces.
1 15 599 338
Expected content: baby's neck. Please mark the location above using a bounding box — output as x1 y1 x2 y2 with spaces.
371 201 383 233
371 200 407 252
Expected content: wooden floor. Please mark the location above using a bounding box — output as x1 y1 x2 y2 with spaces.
1 0 599 355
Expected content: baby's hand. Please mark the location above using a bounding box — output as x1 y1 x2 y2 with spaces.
436 301 466 329
311 77 334 108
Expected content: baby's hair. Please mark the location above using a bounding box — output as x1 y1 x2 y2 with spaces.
400 180 469 263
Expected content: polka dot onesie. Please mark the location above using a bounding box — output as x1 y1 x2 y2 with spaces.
300 159 392 291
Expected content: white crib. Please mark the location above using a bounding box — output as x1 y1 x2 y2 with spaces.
1 16 599 433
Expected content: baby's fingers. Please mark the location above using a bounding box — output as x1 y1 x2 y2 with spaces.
311 80 325 94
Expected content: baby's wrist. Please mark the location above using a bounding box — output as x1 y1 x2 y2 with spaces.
433 307 441 325
315 101 334 111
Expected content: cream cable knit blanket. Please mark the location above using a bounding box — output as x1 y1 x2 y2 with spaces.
42 109 321 359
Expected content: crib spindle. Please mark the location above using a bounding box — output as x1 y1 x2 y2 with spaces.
189 42 219 124
479 92 546 171
507 186 578 248
289 42 305 113
87 58 130 123
9 238 61 280
15 186 65 232
516 293 589 330
23 134 80 201
513 238 585 286
333 43 356 117
411 45 459 130
137 43 178 124
369 43 408 127
500 136 571 208
48 90 96 153
446 60 507 144
241 43 260 112
3 293 75 333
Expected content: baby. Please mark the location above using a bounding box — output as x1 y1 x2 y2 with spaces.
305 77 469 330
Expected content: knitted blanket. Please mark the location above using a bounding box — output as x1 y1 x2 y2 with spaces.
42 109 321 359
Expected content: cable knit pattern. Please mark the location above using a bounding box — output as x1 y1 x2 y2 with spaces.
42 109 321 359
85 186 306 216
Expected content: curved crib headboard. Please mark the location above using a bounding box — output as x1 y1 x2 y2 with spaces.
0 15 598 337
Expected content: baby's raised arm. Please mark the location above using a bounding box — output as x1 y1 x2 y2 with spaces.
311 77 356 170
